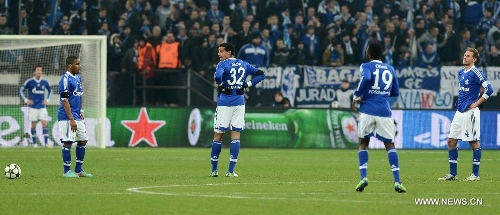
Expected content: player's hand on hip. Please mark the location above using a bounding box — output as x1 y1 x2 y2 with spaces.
469 102 479 110
26 99 34 105
81 113 85 120
70 120 77 132
42 100 49 105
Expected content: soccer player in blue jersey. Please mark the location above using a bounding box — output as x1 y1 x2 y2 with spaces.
352 43 406 193
438 47 494 181
210 42 266 177
58 56 92 178
19 65 52 147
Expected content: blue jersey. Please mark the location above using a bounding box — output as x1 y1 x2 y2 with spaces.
354 60 399 117
57 72 83 121
19 78 52 109
455 66 494 112
214 58 266 106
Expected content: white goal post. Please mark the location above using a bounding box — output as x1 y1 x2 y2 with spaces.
0 35 107 148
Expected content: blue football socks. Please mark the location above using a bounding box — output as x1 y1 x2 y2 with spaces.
228 139 240 173
472 147 481 176
449 148 458 176
358 150 368 179
387 148 401 183
31 128 36 145
75 144 86 173
42 127 49 145
210 141 222 172
62 145 71 173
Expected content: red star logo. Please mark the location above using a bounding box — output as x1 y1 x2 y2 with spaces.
346 123 355 133
121 108 166 147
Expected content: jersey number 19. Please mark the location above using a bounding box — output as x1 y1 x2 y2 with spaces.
372 69 393 90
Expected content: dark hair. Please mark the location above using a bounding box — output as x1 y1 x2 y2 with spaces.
367 42 383 60
33 65 42 71
66 56 79 68
219 42 235 56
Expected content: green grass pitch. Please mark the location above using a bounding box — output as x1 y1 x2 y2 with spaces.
0 148 498 214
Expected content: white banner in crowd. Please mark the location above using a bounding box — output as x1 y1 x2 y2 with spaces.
392 89 454 109
441 66 500 96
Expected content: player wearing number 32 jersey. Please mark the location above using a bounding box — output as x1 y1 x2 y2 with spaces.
352 43 405 193
209 42 266 178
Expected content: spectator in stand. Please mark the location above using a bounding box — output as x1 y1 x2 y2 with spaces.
230 0 248 33
340 32 359 65
0 14 13 35
185 9 201 31
323 41 344 67
233 20 251 51
70 9 87 35
477 7 495 36
207 0 224 25
290 41 311 65
291 13 306 37
396 46 411 67
487 20 500 47
483 0 500 19
198 6 211 27
272 38 290 66
108 34 124 72
417 43 439 69
301 25 321 65
487 44 500 66
136 36 157 105
237 32 269 66
97 22 111 38
439 23 460 66
89 8 109 35
318 0 339 24
463 0 483 41
271 91 286 107
55 21 71 35
155 0 172 32
156 32 181 106
120 25 136 52
148 26 163 48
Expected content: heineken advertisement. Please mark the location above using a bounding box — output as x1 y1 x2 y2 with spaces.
2 107 499 149
107 107 360 148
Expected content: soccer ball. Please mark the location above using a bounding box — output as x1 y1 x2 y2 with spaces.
331 101 339 108
4 164 21 179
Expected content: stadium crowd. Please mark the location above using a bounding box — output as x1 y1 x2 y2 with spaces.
2 0 500 105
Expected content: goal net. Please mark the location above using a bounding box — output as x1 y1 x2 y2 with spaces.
0 36 107 148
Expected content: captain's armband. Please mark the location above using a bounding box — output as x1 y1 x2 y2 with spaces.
61 92 70 99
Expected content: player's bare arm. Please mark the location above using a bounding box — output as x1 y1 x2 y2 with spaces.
62 99 77 132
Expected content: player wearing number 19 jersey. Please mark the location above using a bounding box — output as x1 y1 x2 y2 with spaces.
209 42 266 177
352 43 406 193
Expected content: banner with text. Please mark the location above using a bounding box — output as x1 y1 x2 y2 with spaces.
303 66 441 91
441 66 500 96
303 66 359 87
252 65 301 107
395 66 441 91
392 89 454 109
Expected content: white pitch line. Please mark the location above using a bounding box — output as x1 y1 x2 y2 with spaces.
2 192 129 195
125 181 392 204
126 187 379 203
125 181 500 204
